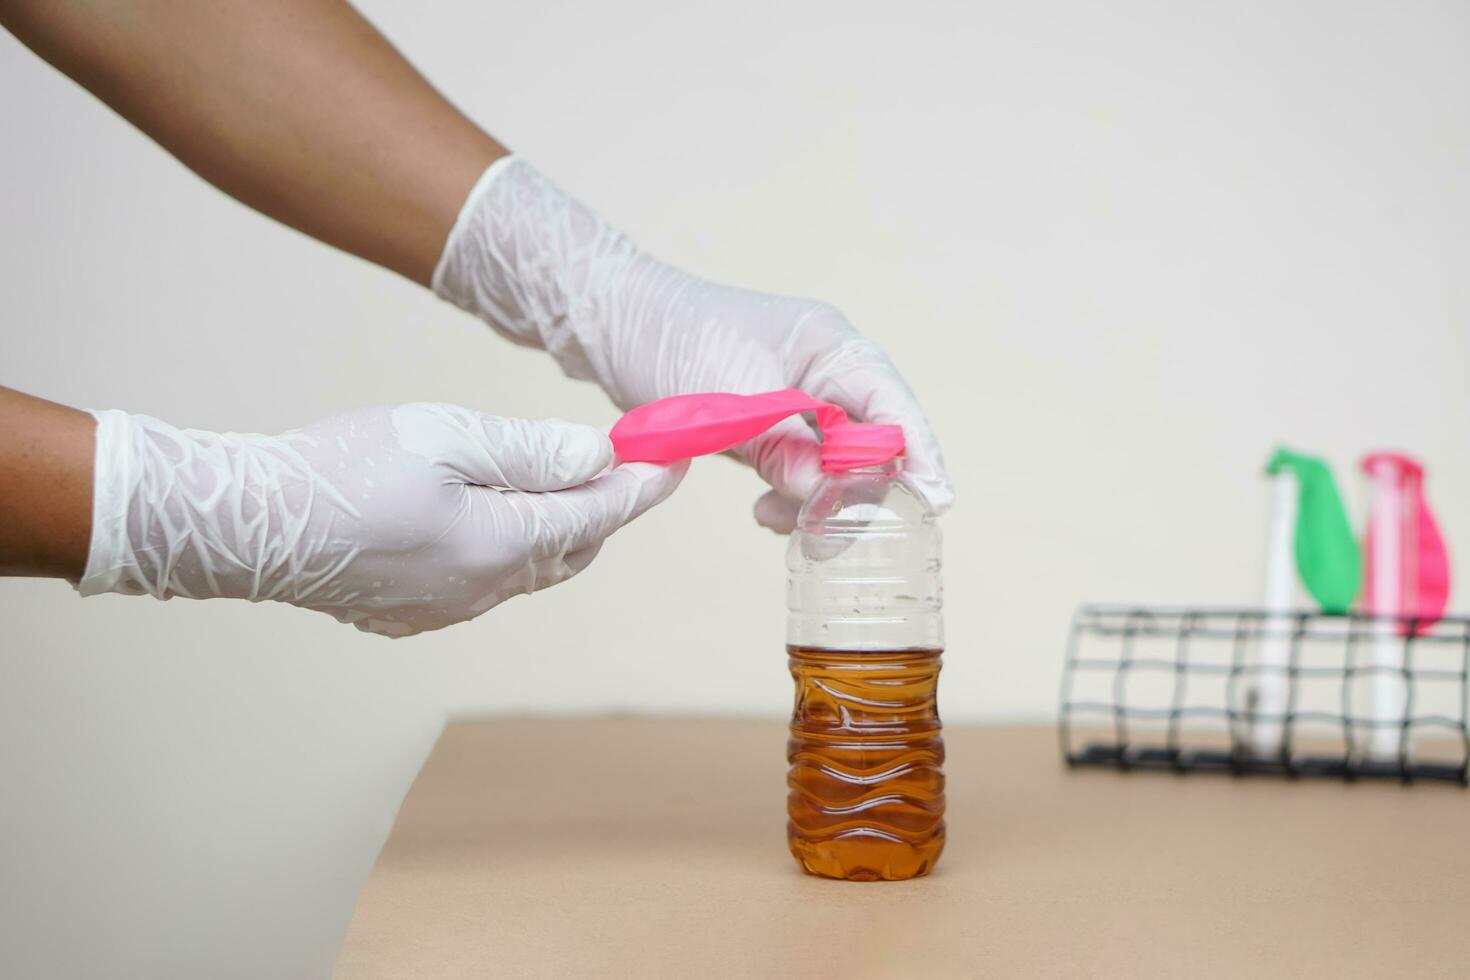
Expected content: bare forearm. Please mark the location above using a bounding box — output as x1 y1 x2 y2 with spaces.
0 387 94 579
0 0 506 284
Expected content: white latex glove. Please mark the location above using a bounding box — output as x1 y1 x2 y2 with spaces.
433 156 954 533
79 404 685 637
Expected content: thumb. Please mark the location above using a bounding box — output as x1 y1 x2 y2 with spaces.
392 404 613 491
528 459 689 559
477 416 613 490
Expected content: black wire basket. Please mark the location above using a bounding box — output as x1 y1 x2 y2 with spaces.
1059 605 1470 785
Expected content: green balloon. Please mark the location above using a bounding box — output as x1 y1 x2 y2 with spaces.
1266 448 1362 615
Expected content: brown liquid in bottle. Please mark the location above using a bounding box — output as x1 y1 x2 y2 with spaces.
786 645 945 880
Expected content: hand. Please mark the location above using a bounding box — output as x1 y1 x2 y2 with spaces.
433 158 953 532
81 403 685 637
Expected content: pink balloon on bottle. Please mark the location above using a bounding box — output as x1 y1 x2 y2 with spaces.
1360 451 1450 637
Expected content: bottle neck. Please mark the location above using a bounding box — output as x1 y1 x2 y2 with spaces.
830 458 903 478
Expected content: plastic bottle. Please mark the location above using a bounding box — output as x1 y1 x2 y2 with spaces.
607 389 943 878
785 455 945 881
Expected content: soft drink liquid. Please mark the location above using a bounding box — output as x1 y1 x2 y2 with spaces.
786 645 945 880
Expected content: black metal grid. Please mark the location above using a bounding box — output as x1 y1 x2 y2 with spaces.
1059 605 1470 785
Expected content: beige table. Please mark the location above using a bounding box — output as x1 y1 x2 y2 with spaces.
334 719 1469 979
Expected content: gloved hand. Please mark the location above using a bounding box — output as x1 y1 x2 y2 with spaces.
79 403 685 637
432 157 954 532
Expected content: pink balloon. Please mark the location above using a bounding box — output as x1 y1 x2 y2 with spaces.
610 388 904 472
1361 451 1451 636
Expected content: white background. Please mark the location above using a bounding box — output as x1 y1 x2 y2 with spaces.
2 1 1467 976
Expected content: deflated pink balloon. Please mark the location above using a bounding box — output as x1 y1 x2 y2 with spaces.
610 388 904 472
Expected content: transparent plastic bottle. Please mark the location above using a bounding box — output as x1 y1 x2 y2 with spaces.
785 456 945 881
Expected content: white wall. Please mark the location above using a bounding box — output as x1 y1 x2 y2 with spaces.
2 1 1467 976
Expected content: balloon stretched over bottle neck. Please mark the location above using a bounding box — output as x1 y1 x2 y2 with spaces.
609 389 904 472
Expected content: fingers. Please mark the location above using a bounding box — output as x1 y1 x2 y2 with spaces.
526 458 689 560
737 374 951 531
791 318 955 514
524 540 604 596
753 489 800 534
392 404 612 491
843 380 955 514
736 415 825 508
478 416 613 491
